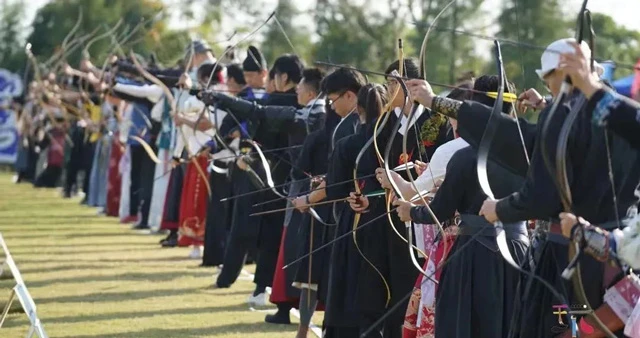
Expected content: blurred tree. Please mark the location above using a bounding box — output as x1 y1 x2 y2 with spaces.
26 0 185 70
0 0 28 72
313 0 410 74
259 0 314 65
590 12 640 78
407 0 486 89
496 0 570 97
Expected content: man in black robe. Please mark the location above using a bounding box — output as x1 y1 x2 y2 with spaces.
407 38 640 337
211 54 305 321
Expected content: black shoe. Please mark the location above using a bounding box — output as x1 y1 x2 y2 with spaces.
161 237 178 247
264 311 291 325
131 223 150 230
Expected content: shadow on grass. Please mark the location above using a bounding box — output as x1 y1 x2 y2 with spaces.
18 264 108 274
29 270 214 288
1 232 137 240
7 242 154 250
37 286 205 304
44 303 261 324
64 322 297 338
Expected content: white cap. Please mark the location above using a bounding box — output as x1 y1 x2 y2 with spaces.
536 38 604 80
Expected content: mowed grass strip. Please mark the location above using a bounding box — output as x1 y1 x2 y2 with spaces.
0 173 314 337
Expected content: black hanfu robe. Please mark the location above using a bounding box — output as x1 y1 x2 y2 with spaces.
410 146 528 338
432 92 640 337
352 108 444 338
324 127 377 336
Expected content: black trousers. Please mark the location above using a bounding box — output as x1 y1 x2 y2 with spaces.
82 141 96 194
216 236 256 287
35 166 62 188
254 203 284 287
64 152 83 196
129 145 157 223
216 169 260 287
202 170 232 266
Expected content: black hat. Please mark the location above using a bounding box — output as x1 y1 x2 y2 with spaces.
185 39 212 56
242 45 267 72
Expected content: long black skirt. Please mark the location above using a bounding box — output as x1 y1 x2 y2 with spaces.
162 163 185 226
324 203 362 328
202 169 232 266
435 230 529 338
293 203 333 290
508 238 625 338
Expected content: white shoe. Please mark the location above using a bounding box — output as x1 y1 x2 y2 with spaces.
247 292 268 307
188 246 202 259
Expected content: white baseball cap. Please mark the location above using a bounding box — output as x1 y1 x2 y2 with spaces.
536 38 604 80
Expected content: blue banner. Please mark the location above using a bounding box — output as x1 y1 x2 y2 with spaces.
0 105 18 164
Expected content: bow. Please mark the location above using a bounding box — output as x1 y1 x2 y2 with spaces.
129 51 212 197
476 41 581 331
397 0 456 276
353 93 393 308
546 4 617 336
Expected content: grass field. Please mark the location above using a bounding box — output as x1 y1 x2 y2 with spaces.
0 172 318 337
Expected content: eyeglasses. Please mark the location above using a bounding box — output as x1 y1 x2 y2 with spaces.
327 91 347 105
385 78 398 88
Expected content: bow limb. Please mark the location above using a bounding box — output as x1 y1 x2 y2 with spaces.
476 41 579 324
476 41 523 269
44 9 83 67
352 160 391 307
382 75 432 280
352 85 398 307
129 51 212 197
403 1 457 265
552 7 617 338
129 135 164 164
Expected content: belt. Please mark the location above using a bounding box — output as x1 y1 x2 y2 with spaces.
458 214 530 246
547 220 620 246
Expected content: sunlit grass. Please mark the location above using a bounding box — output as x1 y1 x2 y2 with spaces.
0 172 318 337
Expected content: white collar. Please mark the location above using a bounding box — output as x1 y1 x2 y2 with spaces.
393 104 424 136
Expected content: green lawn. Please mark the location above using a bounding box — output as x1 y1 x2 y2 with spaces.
0 172 318 337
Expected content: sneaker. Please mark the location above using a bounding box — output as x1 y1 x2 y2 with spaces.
247 292 268 307
188 246 202 259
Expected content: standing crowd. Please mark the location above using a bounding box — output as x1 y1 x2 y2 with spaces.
10 18 640 338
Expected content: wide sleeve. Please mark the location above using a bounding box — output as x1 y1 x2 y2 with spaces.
494 109 564 223
112 84 162 103
414 139 466 194
326 137 356 200
292 131 318 180
588 88 640 150
410 149 470 224
455 101 536 177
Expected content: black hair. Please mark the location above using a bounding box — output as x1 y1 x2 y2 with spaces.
300 68 325 94
197 63 225 85
446 81 474 101
226 63 246 85
322 66 367 96
272 54 304 84
385 58 420 79
471 75 516 114
268 68 276 80
357 83 389 135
